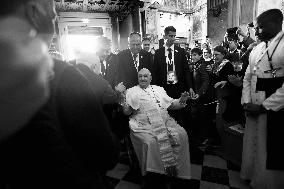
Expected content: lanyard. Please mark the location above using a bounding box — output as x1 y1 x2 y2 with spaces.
253 32 284 73
133 54 139 71
166 47 175 72
266 34 284 70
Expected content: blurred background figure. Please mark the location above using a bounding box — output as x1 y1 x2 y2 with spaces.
201 42 209 50
185 43 191 61
76 51 101 75
203 47 213 62
0 15 53 142
0 1 119 189
49 37 64 61
142 37 151 52
96 36 113 77
142 37 155 61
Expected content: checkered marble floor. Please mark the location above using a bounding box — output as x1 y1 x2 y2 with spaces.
104 145 252 189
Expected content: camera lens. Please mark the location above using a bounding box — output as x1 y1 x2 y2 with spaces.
248 22 254 27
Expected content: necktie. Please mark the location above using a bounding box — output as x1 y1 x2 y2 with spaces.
167 48 172 61
167 48 173 71
133 54 138 71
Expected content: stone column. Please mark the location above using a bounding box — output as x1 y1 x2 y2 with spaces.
131 0 141 33
110 13 120 51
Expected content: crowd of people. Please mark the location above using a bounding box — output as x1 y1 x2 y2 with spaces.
1 0 284 188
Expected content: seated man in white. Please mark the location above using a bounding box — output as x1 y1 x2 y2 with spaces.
120 68 191 180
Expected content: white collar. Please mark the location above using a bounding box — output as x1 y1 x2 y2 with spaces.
140 85 151 91
254 31 284 67
229 48 239 53
130 51 139 58
165 44 174 51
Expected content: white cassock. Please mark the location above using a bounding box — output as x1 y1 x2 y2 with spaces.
126 85 191 179
241 31 284 189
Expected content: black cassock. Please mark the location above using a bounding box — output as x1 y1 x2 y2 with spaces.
256 76 284 170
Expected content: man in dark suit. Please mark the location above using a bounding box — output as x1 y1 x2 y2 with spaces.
152 26 194 132
152 26 193 99
116 32 153 89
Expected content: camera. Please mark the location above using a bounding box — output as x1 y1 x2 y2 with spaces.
247 22 254 27
226 27 238 35
226 27 239 42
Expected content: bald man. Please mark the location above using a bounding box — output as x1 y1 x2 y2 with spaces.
118 68 191 187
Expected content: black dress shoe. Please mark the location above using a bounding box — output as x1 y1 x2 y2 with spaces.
141 173 168 189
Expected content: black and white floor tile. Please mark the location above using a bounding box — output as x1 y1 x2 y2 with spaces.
104 146 252 189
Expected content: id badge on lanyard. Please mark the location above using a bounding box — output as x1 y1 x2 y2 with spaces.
167 71 178 84
166 60 178 84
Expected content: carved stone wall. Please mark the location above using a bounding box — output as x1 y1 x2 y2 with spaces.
188 0 207 47
191 3 207 43
257 0 284 15
207 2 228 47
119 14 133 50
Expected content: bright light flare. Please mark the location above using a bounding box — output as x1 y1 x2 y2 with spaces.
81 18 89 24
67 34 98 61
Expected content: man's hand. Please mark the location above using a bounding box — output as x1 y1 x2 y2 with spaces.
115 82 126 94
247 42 259 51
206 64 213 72
115 82 126 104
189 88 195 97
228 75 242 87
179 91 190 104
191 93 199 100
243 103 266 116
236 27 246 37
214 81 227 88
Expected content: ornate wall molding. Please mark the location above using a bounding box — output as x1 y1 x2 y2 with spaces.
55 0 132 13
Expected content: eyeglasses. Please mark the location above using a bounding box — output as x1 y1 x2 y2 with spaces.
213 53 222 57
227 40 236 43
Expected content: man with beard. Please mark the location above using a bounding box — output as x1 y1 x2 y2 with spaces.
0 0 119 188
241 9 284 189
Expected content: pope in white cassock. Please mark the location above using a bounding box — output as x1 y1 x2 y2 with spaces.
120 68 191 180
241 9 284 189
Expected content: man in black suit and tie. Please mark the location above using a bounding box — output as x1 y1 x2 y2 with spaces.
152 26 194 132
116 32 153 90
152 26 193 99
